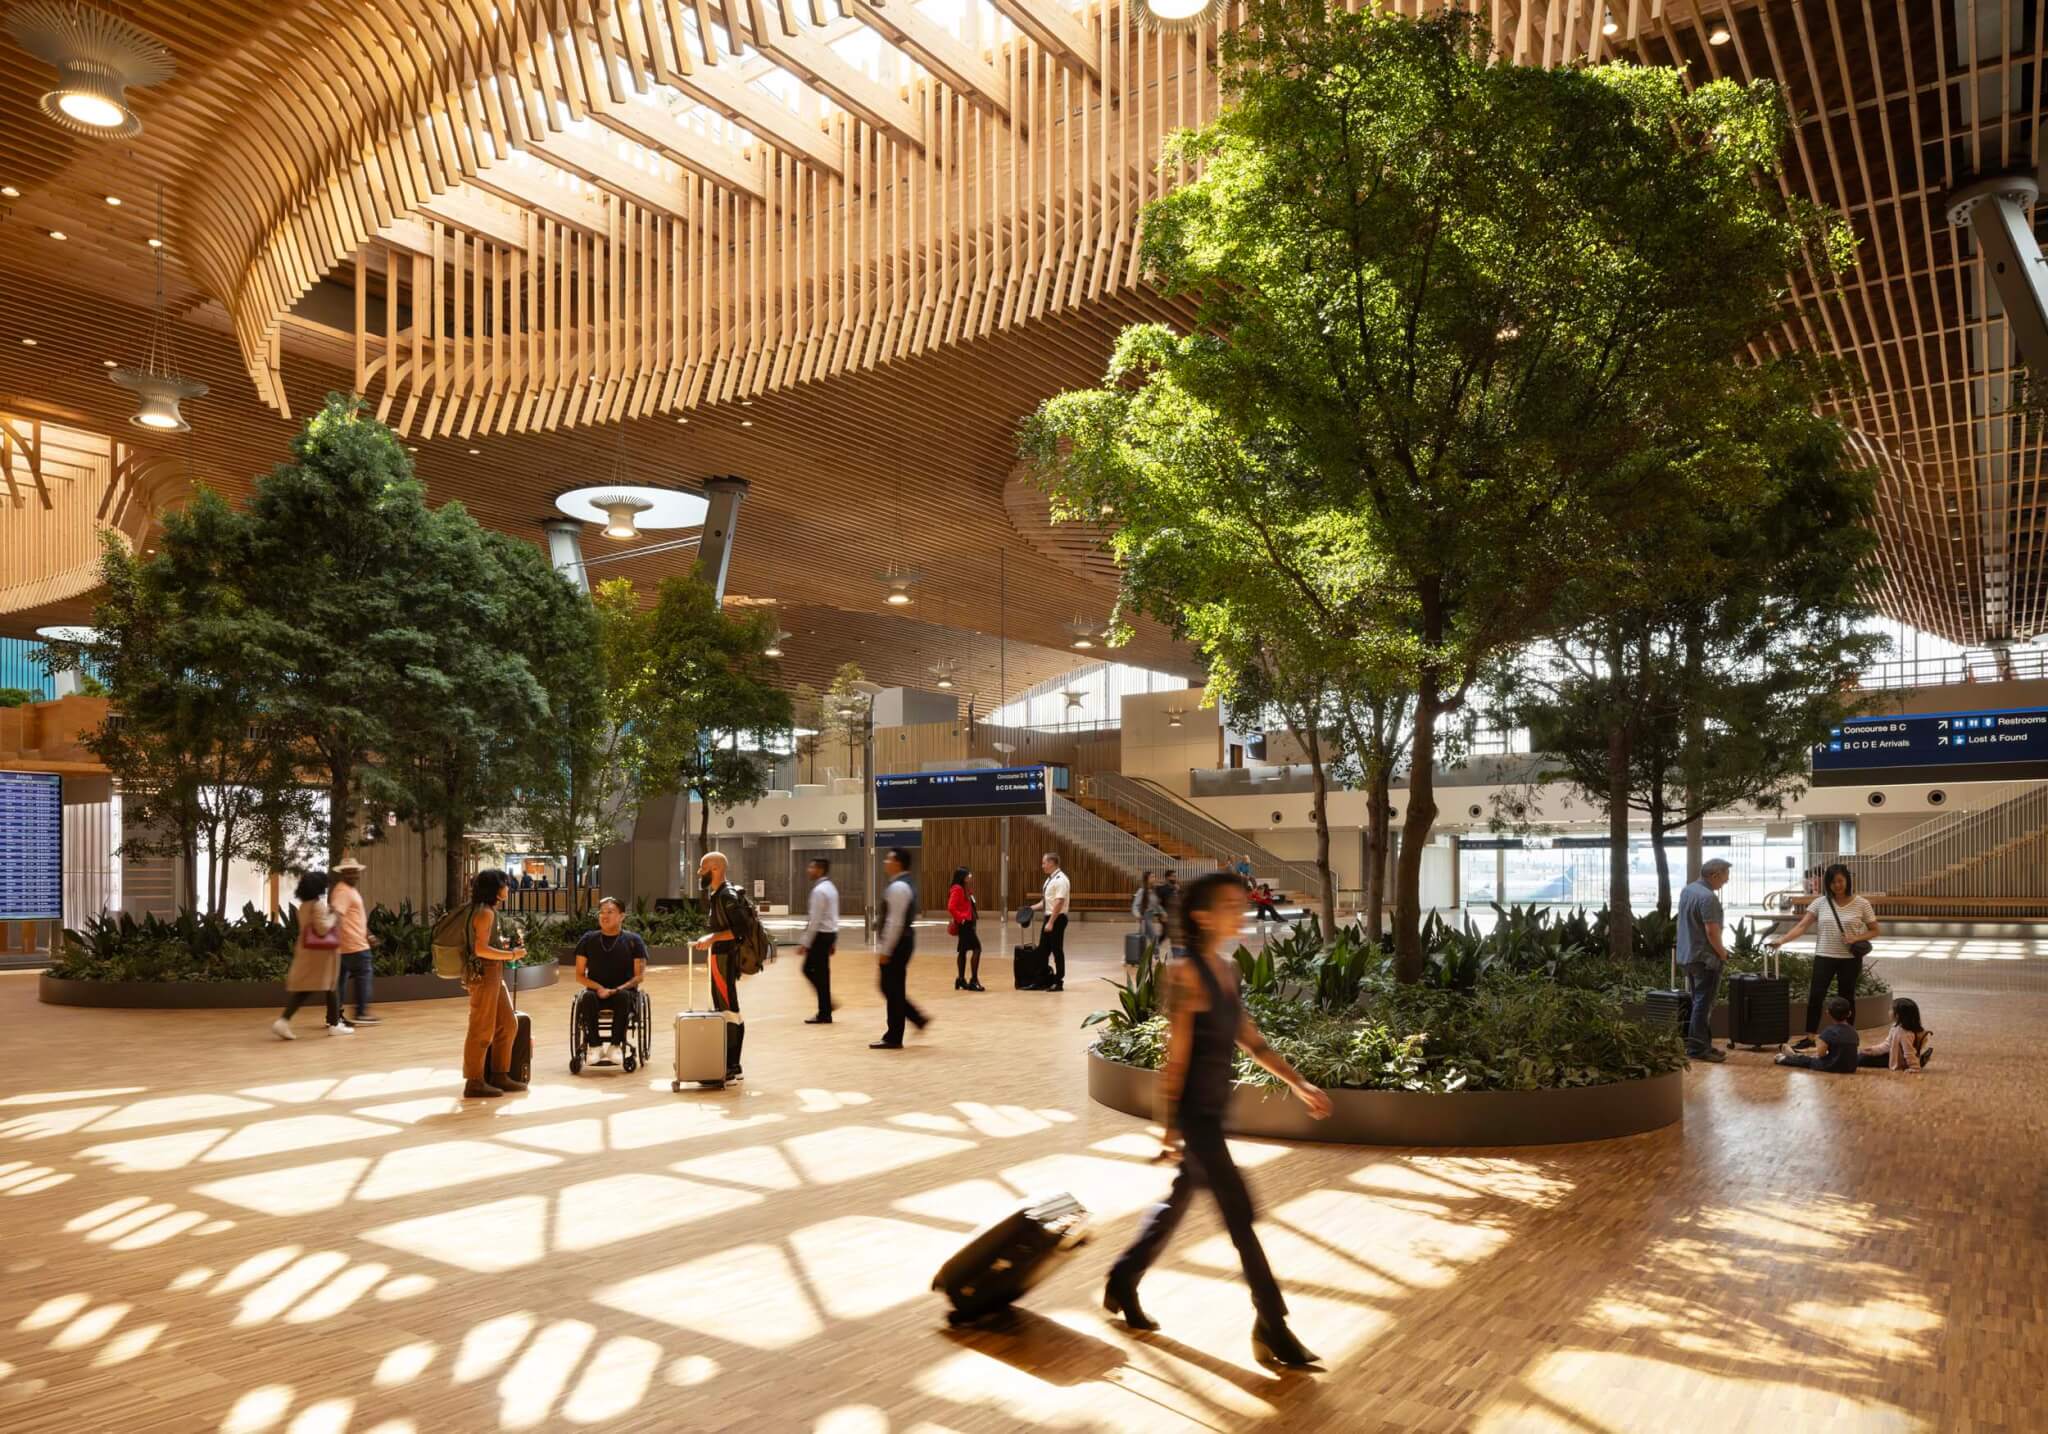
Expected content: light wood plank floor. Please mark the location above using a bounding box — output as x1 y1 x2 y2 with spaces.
0 925 2038 1434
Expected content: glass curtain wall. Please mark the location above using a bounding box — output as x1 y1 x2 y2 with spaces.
1459 829 1806 912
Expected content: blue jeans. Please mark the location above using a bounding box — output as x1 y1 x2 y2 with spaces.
1684 961 1721 1054
338 949 374 1016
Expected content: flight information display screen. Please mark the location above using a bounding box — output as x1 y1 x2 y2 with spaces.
875 766 1050 820
1810 706 2048 785
0 771 62 921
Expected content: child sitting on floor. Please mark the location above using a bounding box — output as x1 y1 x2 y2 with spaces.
1858 996 1933 1072
1776 996 1859 1073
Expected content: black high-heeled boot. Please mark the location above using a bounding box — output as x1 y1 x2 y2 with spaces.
1252 1317 1319 1368
725 1022 745 1081
1102 1275 1158 1331
955 975 967 989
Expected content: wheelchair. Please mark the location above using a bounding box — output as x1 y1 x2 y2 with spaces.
568 988 653 1074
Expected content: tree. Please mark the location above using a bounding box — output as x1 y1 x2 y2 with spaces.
625 576 794 855
514 577 633 914
54 511 314 914
1035 1 1852 980
820 661 872 780
233 394 438 864
1512 404 1884 920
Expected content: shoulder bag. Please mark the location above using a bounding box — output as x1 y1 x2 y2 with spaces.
1823 893 1874 959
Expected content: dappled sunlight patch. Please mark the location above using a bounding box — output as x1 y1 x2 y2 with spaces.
1475 1350 1933 1433
78 1125 229 1173
238 1079 339 1105
66 1194 151 1232
454 1312 537 1384
84 1093 272 1133
891 1111 972 1134
996 1153 1175 1220
18 1292 91 1330
215 1245 303 1295
497 1318 595 1431
195 1158 371 1217
373 1341 435 1388
1272 1188 1511 1290
90 1319 165 1367
0 1086 146 1107
670 1142 803 1191
375 1272 435 1301
49 1299 129 1351
231 1249 352 1327
0 1160 72 1195
365 1195 549 1274
283 1398 354 1434
892 1178 1024 1228
104 1206 215 1250
598 1244 822 1350
559 1334 662 1423
0 1104 120 1140
222 1384 294 1433
354 1139 561 1202
354 1084 622 1125
783 1124 976 1186
1085 1132 1164 1159
495 1106 783 1156
168 1265 213 1291
202 1114 402 1165
1695 1194 1901 1249
664 1354 718 1387
1378 1155 1575 1208
952 1101 1055 1138
1184 1221 1407 1300
815 1405 890 1434
1783 1296 1944 1360
794 1088 874 1113
789 1216 963 1320
552 1172 761 1250
285 1259 392 1325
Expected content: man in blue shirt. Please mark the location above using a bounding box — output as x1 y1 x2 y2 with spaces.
1676 858 1733 1063
573 897 647 1064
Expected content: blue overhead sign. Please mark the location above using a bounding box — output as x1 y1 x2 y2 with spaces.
1811 706 2048 784
875 766 1050 820
0 771 62 921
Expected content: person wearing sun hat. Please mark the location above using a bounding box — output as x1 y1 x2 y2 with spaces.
329 857 378 1026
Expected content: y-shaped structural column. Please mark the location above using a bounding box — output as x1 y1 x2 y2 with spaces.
1948 174 2048 376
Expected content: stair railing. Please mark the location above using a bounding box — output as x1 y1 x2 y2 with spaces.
1086 773 1328 901
1042 793 1214 885
1814 782 2048 901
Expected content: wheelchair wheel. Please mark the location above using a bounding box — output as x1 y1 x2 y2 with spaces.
623 1051 638 1073
570 1055 582 1075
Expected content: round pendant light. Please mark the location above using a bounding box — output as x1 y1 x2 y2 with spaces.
109 184 206 432
596 494 654 539
5 1 175 139
1135 0 1223 32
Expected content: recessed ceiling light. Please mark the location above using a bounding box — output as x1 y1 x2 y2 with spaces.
146 236 161 248
102 358 116 366
406 445 419 452
0 185 18 197
48 230 65 240
20 337 37 346
103 194 119 205
740 400 754 407
466 447 480 455
740 420 753 427
675 416 689 424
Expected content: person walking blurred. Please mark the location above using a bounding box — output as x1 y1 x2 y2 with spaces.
949 867 984 991
330 858 378 1024
872 848 929 1048
273 870 347 1039
798 857 841 1024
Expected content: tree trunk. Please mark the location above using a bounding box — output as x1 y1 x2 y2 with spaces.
1650 787 1673 917
1365 762 1391 941
444 817 467 910
180 824 200 914
1304 720 1336 937
1393 674 1441 985
1683 622 1706 884
327 761 353 866
1607 715 1634 961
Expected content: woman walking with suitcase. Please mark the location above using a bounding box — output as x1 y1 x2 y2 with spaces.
1102 872 1332 1368
1769 862 1880 1048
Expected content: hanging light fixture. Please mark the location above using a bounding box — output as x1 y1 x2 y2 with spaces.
1707 20 1731 45
929 659 960 690
110 185 206 433
764 629 790 659
1166 706 1187 729
5 1 174 138
1065 618 1104 650
1134 0 1223 33
878 566 919 606
1602 7 1619 36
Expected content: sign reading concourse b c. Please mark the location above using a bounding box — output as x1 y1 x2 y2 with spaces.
1811 706 2048 785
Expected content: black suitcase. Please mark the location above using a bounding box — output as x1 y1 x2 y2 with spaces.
1013 943 1050 989
1641 952 1690 1035
506 1010 533 1084
933 1191 1089 1324
1124 931 1147 965
1727 946 1789 1049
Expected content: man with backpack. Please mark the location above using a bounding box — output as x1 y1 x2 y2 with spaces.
690 850 768 1082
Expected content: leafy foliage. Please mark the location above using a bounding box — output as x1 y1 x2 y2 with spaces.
511 897 706 963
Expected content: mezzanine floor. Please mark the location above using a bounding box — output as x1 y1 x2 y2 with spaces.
0 926 2040 1434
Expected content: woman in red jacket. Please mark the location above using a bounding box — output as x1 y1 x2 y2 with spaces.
949 867 985 991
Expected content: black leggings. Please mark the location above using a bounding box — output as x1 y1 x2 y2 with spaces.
956 919 982 981
1804 955 1861 1033
282 987 340 1025
1109 1109 1287 1324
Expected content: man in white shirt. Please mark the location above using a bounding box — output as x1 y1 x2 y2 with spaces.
1031 852 1072 992
798 857 840 1025
871 847 930 1049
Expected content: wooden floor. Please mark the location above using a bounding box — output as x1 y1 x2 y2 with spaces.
0 925 2039 1434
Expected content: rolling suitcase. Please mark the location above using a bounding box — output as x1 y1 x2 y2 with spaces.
1641 950 1690 1037
672 946 727 1091
1727 944 1790 1050
1013 943 1050 990
1124 931 1148 965
932 1191 1089 1325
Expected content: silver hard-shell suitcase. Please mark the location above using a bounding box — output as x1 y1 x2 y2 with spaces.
672 946 727 1091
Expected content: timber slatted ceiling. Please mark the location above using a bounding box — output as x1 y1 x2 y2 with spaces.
2 0 2044 659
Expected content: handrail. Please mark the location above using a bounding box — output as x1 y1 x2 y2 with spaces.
1043 793 1215 885
1815 781 2048 901
1086 773 1328 900
1853 781 2030 857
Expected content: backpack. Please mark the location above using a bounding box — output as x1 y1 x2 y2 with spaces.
718 885 773 975
431 903 477 979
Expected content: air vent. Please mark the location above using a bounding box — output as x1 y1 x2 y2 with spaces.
1270 810 1284 824
1468 804 1484 820
1927 789 1948 807
779 813 790 827
837 811 848 824
725 815 736 829
1866 791 1887 808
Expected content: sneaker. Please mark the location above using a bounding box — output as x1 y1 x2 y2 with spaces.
327 1022 355 1036
350 1012 381 1025
1791 1035 1818 1051
1690 1046 1726 1063
804 1015 832 1024
271 1017 296 1042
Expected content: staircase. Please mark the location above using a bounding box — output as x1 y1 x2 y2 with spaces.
1079 773 1329 903
1816 782 2048 915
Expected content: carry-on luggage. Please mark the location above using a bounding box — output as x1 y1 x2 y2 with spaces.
1641 949 1690 1036
1013 943 1050 990
932 1191 1089 1325
1727 943 1790 1050
1124 931 1148 965
672 945 727 1091
505 1011 533 1085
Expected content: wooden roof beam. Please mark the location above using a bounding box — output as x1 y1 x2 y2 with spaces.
739 0 925 150
465 149 616 234
986 0 1099 81
524 114 763 204
411 185 531 250
622 62 845 174
845 0 1010 117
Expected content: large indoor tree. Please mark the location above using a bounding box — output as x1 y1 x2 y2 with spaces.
1033 1 1852 980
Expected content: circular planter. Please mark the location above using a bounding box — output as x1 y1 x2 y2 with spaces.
1087 1049 1681 1146
39 962 558 1010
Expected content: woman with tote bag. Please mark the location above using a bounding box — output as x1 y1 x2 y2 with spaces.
1768 862 1880 1047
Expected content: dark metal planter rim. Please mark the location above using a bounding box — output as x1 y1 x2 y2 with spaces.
39 962 559 1010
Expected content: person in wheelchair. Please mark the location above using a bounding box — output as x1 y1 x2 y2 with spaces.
575 897 647 1066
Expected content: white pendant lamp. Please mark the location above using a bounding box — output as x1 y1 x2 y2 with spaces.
5 1 174 139
1134 0 1224 32
110 185 206 433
